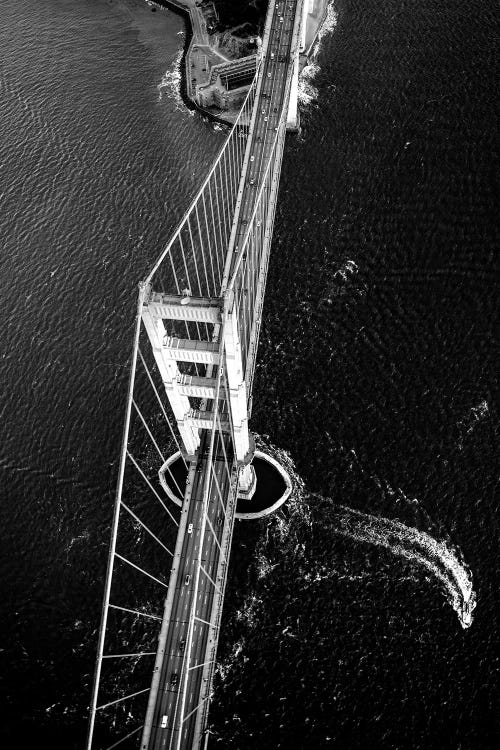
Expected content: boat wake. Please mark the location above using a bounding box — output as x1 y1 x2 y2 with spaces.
320 500 476 629
254 437 476 629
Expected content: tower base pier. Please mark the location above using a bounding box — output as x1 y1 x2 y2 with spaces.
238 463 257 500
160 450 291 520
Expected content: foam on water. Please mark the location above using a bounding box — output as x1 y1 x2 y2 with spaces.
323 501 476 629
334 258 359 282
457 398 490 450
157 48 193 115
317 2 339 46
254 437 476 629
298 1 339 106
298 61 320 107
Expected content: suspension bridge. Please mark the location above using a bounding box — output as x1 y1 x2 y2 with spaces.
87 1 310 748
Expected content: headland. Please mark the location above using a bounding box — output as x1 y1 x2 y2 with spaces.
148 0 330 124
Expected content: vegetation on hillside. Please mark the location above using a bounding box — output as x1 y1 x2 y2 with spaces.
208 0 267 35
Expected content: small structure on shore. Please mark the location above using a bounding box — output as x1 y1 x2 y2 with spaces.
159 0 329 125
195 52 259 111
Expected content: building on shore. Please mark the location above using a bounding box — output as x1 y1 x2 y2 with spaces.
157 0 329 122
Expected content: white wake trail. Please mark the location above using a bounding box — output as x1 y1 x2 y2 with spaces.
322 501 476 629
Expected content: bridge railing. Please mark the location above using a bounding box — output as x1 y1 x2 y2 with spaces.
85 287 187 749
88 29 298 741
87 294 241 750
86 67 260 742
169 332 240 749
226 108 288 388
145 69 260 303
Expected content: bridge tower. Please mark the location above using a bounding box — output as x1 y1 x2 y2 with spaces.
86 3 306 749
140 289 256 497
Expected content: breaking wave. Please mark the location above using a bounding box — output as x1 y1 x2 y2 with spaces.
315 1 339 50
157 49 193 115
321 500 476 629
298 61 320 107
299 1 338 107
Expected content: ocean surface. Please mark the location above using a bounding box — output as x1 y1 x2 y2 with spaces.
0 0 498 748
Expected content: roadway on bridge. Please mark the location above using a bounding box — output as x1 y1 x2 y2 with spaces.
145 3 300 748
146 431 233 749
230 1 298 279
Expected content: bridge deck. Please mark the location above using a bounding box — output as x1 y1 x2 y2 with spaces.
144 431 236 749
143 2 302 748
229 5 298 273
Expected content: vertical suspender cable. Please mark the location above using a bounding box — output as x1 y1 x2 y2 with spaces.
86 285 145 750
208 175 223 287
195 202 211 297
187 215 204 300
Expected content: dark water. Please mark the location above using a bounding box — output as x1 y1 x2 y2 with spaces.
0 0 222 745
1 0 499 748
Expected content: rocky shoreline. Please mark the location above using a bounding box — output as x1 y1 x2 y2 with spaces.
148 0 330 125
